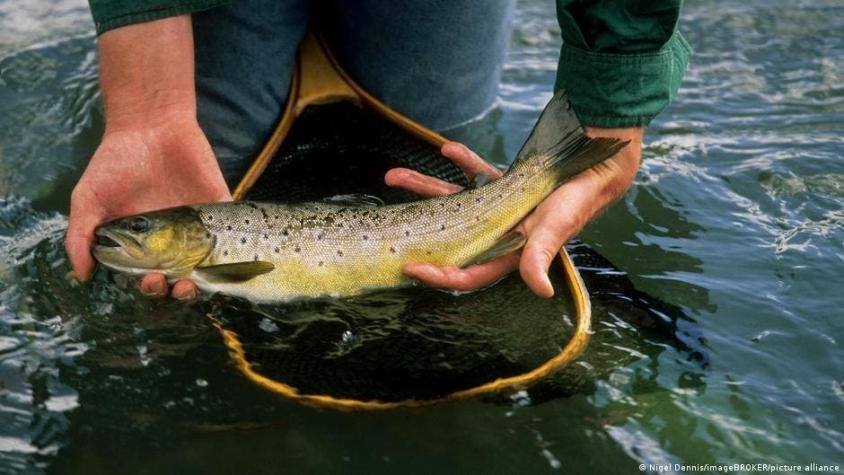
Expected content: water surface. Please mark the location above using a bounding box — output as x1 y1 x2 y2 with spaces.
0 0 842 473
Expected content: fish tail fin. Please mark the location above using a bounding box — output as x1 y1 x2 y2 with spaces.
510 90 629 185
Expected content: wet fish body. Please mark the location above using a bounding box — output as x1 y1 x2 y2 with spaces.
93 92 626 302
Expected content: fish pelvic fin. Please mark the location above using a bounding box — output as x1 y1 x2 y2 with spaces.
510 90 629 185
464 230 527 267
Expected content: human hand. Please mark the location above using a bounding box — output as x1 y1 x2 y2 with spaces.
66 116 231 299
384 127 643 297
65 16 228 300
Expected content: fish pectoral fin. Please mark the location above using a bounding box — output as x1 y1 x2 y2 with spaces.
194 261 275 283
464 230 527 267
321 193 384 207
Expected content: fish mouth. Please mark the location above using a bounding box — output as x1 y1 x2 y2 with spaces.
95 233 121 248
92 227 144 261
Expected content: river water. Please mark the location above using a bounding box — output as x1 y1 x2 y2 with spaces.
0 0 842 473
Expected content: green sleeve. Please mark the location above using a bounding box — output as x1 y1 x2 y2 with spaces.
88 0 229 34
555 0 692 128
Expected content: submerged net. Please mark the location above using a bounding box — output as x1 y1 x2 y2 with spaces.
212 265 573 402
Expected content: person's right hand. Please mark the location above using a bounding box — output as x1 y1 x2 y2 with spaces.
65 115 231 299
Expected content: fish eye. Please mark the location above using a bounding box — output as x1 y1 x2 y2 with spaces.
124 216 151 233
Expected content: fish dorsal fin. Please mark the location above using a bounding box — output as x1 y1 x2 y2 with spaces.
321 193 384 207
512 90 581 168
195 261 275 283
464 230 527 267
470 172 497 189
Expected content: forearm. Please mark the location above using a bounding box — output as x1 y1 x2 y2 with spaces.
97 15 197 133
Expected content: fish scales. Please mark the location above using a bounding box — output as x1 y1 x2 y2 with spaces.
192 169 550 300
91 91 628 302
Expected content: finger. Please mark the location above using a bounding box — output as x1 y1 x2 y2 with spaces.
385 168 463 197
65 194 105 282
403 253 519 292
441 142 503 179
519 229 569 299
171 279 199 301
139 273 169 298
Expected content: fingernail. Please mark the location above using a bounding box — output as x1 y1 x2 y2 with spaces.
176 289 198 301
139 283 166 297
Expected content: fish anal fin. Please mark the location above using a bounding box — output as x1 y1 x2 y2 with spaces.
195 261 275 283
464 230 527 267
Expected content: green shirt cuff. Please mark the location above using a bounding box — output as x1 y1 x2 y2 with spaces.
89 0 229 35
554 31 692 128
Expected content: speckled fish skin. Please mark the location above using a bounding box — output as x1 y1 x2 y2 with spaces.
190 167 557 301
92 91 627 302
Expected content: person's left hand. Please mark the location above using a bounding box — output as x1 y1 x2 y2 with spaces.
384 127 643 298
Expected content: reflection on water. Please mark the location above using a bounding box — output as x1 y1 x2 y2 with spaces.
1 0 843 473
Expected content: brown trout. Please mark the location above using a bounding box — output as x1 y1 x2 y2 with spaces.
92 91 627 302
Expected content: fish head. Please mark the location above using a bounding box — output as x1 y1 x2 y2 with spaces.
93 207 213 277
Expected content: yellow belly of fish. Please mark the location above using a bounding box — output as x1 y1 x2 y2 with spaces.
193 218 515 301
193 175 553 302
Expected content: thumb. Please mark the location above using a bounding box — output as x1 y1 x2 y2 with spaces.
519 230 567 299
65 196 106 282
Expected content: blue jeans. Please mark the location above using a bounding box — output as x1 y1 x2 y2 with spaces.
192 0 516 186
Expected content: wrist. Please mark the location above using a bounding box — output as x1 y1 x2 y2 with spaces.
580 127 643 204
103 89 197 133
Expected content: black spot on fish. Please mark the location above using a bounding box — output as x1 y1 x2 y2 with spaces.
294 246 300 253
253 254 259 261
363 235 368 240
405 230 410 237
518 173 524 178
245 219 250 225
223 250 229 257
274 247 280 254
226 225 232 231
426 250 432 255
207 215 213 221
282 230 289 236
318 261 324 267
337 250 344 257
317 233 323 240
440 224 446 231
389 246 396 254
476 197 482 203
240 237 246 244
263 233 268 240
205 232 211 239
